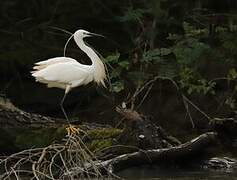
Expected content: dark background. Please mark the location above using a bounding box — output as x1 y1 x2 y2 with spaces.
0 0 237 138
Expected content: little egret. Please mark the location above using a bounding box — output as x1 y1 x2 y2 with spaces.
31 29 107 131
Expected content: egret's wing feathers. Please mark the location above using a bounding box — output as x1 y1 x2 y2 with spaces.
35 57 77 65
32 57 77 71
32 62 92 88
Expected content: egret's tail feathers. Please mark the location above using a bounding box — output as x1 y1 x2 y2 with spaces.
100 79 107 88
32 74 66 89
33 65 47 70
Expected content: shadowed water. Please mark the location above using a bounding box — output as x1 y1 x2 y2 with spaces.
3 167 237 179
117 165 237 180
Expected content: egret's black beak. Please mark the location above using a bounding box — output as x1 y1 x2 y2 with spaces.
87 32 105 38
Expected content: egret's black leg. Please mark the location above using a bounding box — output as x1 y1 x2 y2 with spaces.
60 92 70 124
60 86 80 135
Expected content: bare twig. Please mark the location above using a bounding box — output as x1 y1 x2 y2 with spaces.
0 134 116 180
126 75 211 128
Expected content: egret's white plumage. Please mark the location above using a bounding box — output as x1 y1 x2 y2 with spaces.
32 57 93 89
32 29 106 92
31 29 107 122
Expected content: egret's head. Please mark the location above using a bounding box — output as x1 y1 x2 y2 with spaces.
64 29 104 56
74 29 104 38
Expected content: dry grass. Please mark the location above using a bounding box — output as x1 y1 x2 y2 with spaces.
0 133 118 180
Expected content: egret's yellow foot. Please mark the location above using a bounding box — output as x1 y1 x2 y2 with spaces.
66 124 86 136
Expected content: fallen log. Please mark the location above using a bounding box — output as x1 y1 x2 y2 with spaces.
0 97 65 128
0 98 221 177
0 99 220 179
0 97 68 153
89 132 217 174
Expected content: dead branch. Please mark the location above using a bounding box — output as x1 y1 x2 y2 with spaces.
92 132 217 173
0 134 116 180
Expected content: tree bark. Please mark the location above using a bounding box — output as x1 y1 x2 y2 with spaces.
0 97 65 128
95 132 217 174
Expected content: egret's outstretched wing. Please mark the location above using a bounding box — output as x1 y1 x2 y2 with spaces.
32 62 93 88
32 57 78 71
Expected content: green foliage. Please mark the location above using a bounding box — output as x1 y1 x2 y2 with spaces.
104 4 237 101
227 69 237 108
118 8 146 22
224 69 237 110
179 68 216 95
87 128 122 139
89 139 113 152
127 71 150 87
1 0 237 116
218 32 237 63
225 97 236 109
173 38 210 67
104 53 120 64
15 127 66 149
106 34 213 95
111 81 125 93
149 0 168 18
104 53 127 92
141 48 172 63
228 68 237 80
142 47 177 78
183 22 208 37
87 128 122 152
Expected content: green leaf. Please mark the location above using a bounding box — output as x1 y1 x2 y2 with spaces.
111 81 124 93
142 48 172 63
183 21 208 37
142 49 161 62
110 67 122 78
118 61 130 70
228 68 237 79
104 53 120 63
160 48 172 56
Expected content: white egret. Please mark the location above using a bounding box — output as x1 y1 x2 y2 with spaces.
31 29 107 130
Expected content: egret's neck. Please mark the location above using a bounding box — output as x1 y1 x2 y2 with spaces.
75 37 100 67
74 37 106 86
